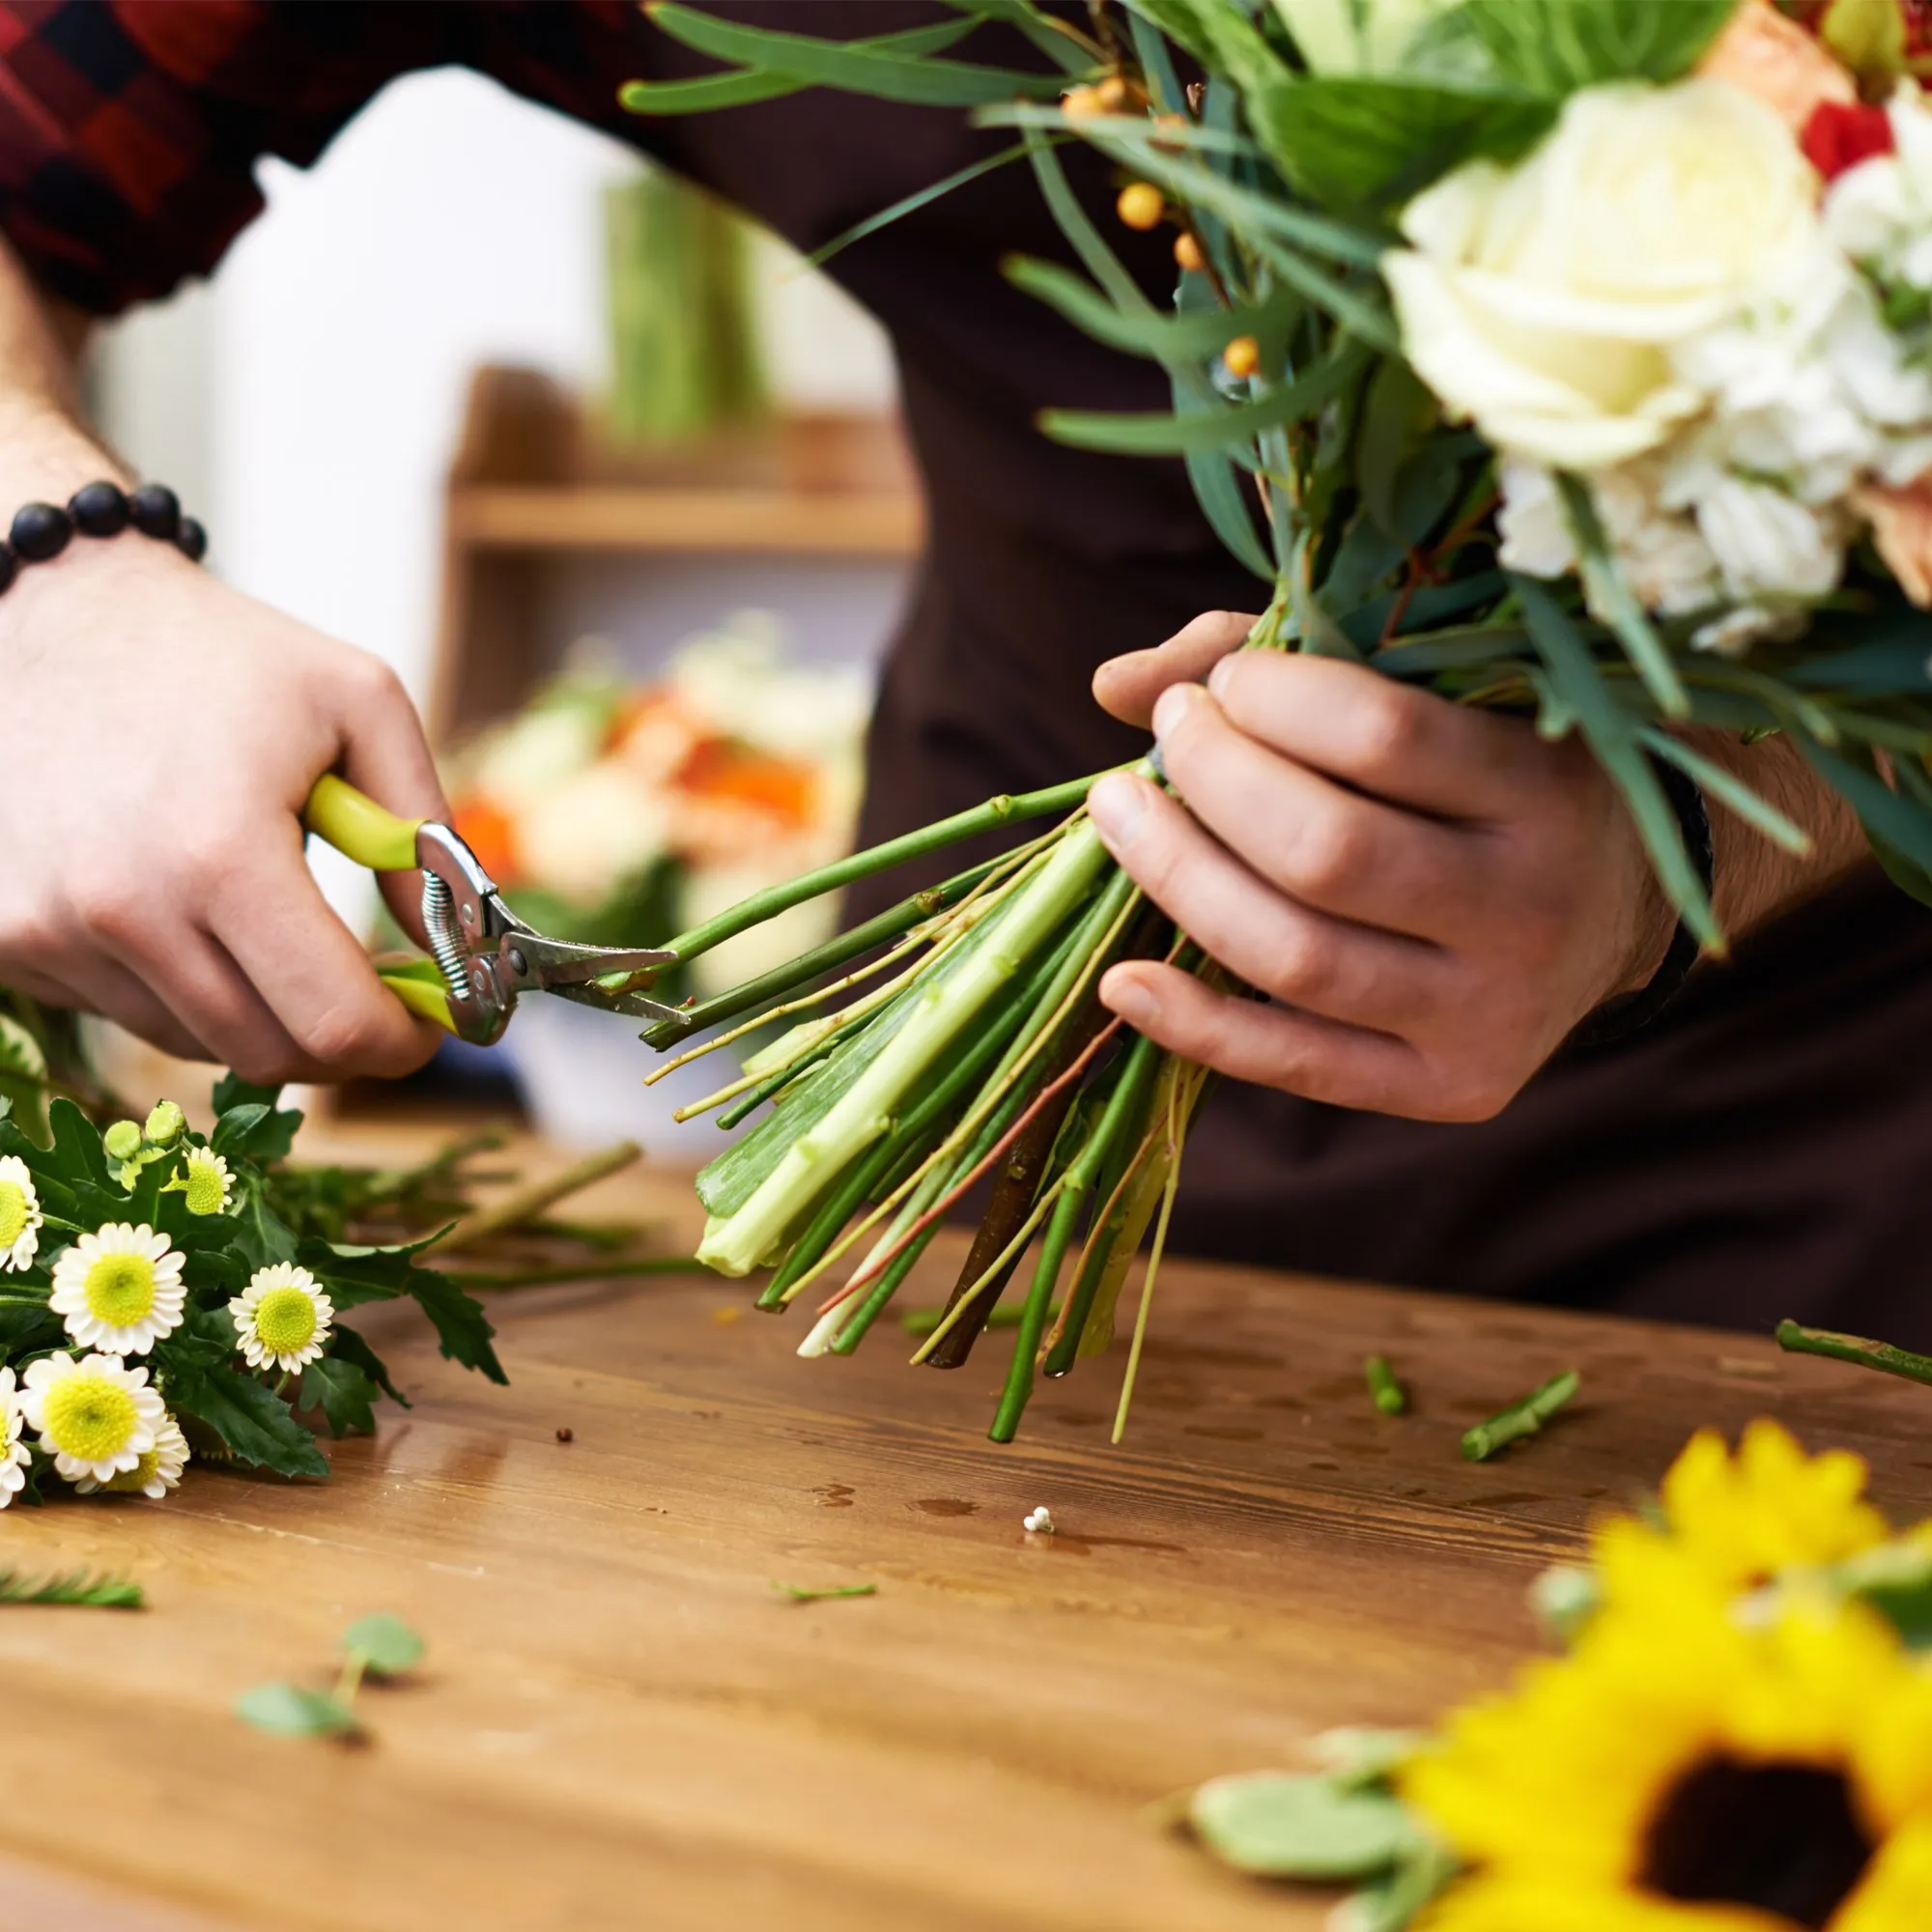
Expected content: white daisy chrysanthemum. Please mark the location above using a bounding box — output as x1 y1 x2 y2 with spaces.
0 1154 43 1273
0 1367 30 1507
17 1352 164 1485
47 1223 185 1355
228 1264 334 1374
75 1409 189 1499
178 1146 233 1217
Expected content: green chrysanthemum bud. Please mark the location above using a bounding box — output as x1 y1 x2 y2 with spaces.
143 1100 186 1148
102 1121 143 1161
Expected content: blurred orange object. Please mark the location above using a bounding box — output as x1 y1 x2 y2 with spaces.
676 739 818 828
452 798 519 882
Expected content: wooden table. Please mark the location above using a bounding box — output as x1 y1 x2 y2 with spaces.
5 1128 1931 1932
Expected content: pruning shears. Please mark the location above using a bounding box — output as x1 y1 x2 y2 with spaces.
301 775 682 1045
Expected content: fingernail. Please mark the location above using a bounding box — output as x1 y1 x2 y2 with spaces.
1106 976 1159 1029
1207 655 1237 700
1088 773 1146 848
1151 681 1202 742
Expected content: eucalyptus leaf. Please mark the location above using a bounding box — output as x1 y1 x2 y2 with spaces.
236 1683 356 1739
1188 1771 1418 1879
344 1612 424 1676
1004 253 1300 363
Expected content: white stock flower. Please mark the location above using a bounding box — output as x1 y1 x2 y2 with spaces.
1825 85 1932 289
48 1223 185 1355
1385 79 1818 470
1693 477 1846 604
18 1352 164 1485
228 1263 333 1375
0 1154 43 1273
0 1366 29 1506
75 1410 189 1499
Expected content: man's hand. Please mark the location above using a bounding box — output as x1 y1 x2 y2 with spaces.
0 536 448 1085
1088 611 1865 1122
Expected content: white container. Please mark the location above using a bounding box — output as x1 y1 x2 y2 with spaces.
501 995 746 1160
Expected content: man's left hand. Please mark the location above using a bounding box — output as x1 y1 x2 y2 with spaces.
1088 611 1678 1122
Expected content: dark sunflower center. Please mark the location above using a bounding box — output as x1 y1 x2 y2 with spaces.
1640 1755 1873 1929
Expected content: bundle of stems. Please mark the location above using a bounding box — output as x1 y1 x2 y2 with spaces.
625 771 1215 1440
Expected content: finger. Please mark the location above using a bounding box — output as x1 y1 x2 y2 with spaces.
210 834 441 1081
1205 651 1552 821
1093 609 1257 728
0 953 213 1065
1151 685 1487 941
319 651 449 949
1098 961 1435 1115
1088 773 1450 1037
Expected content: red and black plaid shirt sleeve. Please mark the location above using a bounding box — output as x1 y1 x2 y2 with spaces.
0 1 457 314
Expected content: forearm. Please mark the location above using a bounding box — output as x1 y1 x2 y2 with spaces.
1694 728 1869 944
0 233 124 497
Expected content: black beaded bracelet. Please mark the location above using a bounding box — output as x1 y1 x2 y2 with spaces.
0 481 205 594
1569 759 1715 1051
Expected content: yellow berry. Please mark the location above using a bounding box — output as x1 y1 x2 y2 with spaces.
1061 85 1104 120
1173 232 1207 274
1095 74 1135 112
1116 183 1165 232
1223 334 1262 380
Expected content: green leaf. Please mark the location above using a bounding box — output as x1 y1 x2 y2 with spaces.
296 1236 506 1384
344 1611 424 1676
619 15 980 114
1556 473 1688 719
168 1364 329 1479
235 1683 356 1739
1122 0 1291 98
1181 411 1275 581
1356 358 1435 542
47 1097 112 1190
772 1579 879 1603
324 1322 411 1411
1004 253 1300 364
937 0 1092 73
1462 0 1737 96
1632 727 1810 857
0 1014 48 1143
1040 339 1373 454
1513 574 1720 950
1250 72 1552 211
300 1355 381 1438
1188 1772 1418 1879
805 138 1037 270
211 1072 282 1116
644 3 1065 106
212 1087 301 1164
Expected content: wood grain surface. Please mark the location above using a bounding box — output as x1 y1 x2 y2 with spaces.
4 1128 1930 1932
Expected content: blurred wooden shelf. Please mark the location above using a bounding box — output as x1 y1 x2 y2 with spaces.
431 365 923 742
448 482 920 555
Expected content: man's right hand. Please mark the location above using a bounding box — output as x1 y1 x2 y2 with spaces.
0 532 448 1084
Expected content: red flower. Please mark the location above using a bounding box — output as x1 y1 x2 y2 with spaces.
1802 99 1897 180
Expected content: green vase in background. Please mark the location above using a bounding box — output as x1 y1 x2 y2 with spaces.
603 168 769 446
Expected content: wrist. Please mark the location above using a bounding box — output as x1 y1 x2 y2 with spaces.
0 401 128 504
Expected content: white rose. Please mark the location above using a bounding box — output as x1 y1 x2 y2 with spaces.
1268 0 1457 72
1383 79 1819 470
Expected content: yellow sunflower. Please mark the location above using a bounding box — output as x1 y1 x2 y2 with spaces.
1594 1421 1889 1607
1403 1568 1932 1932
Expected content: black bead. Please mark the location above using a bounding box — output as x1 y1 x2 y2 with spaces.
10 501 71 562
0 544 16 595
127 483 180 541
174 516 208 563
68 479 129 536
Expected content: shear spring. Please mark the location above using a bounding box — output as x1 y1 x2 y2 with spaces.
420 871 470 1001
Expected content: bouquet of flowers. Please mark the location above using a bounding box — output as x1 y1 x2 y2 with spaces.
0 1078 503 1506
617 0 1932 1438
1179 1422 1932 1929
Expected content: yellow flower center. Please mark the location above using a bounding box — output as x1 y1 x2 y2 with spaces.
253 1286 318 1354
184 1156 226 1216
43 1375 139 1463
0 1181 28 1249
1641 1754 1871 1926
85 1252 156 1327
104 1448 161 1493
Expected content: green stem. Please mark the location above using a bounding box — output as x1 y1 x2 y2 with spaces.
1776 1320 1932 1389
989 1175 1089 1443
657 772 1108 969
640 851 1011 1047
1461 1371 1579 1463
1365 1353 1406 1416
1111 1072 1192 1447
698 821 1112 1277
